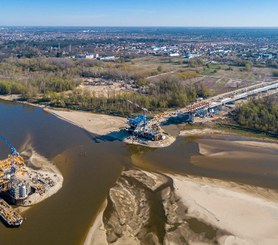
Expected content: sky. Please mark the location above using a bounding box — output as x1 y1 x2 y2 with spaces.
0 0 277 27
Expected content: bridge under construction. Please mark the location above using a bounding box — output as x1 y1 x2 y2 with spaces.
127 81 278 143
151 81 278 125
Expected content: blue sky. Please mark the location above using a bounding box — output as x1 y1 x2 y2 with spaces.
0 0 277 26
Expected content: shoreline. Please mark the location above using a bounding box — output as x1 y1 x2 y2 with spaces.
1 95 276 147
83 199 108 245
0 94 167 147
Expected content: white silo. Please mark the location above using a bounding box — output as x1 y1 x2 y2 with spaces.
19 185 27 198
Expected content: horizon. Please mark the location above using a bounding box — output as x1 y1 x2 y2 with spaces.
1 26 278 29
0 0 277 27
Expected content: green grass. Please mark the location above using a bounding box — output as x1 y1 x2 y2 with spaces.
201 69 217 76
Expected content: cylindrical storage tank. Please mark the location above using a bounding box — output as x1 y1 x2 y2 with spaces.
19 185 27 198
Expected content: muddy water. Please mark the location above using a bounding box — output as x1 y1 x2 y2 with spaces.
0 100 277 245
0 101 127 245
130 135 278 189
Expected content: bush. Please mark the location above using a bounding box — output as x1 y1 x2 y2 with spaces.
0 81 27 95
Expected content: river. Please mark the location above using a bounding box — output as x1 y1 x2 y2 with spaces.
0 100 277 245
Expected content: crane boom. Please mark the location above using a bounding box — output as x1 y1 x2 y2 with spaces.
0 134 19 186
127 100 150 113
0 135 19 156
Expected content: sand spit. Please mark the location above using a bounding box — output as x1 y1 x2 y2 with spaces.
44 108 128 138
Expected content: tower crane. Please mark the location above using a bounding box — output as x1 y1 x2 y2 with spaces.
0 134 19 186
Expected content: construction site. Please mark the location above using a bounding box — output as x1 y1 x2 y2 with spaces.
125 81 278 147
124 100 175 148
0 135 61 227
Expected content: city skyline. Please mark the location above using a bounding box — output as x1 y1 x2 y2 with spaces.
0 0 277 27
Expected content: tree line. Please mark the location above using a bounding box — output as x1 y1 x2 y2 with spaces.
233 97 278 134
43 80 210 116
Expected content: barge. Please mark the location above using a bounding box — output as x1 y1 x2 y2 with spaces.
0 199 23 227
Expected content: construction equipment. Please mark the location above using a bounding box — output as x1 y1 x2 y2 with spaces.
0 135 19 185
127 100 150 126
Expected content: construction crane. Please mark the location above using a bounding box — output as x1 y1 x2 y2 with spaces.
127 100 150 124
0 135 19 157
0 134 19 186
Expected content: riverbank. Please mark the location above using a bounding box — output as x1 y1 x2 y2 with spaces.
0 95 129 140
2 94 276 148
180 126 278 143
0 95 21 101
0 95 176 148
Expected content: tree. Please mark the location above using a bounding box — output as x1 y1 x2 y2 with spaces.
157 65 163 72
245 61 253 71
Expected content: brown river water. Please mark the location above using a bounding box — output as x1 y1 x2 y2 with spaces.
0 100 277 245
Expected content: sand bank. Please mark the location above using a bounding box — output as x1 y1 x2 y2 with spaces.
196 138 278 157
85 168 278 245
233 140 278 151
169 173 278 245
22 146 63 205
44 108 128 138
179 128 232 137
46 108 176 148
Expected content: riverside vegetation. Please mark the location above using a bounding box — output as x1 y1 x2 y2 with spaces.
0 57 208 116
0 57 277 134
234 97 278 134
